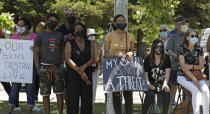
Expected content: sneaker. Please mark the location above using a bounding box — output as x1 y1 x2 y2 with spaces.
14 107 21 112
32 106 40 111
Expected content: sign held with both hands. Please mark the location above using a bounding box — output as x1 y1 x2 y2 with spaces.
0 39 33 83
102 57 148 93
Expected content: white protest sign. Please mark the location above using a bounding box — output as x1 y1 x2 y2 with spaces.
200 28 210 53
0 39 33 83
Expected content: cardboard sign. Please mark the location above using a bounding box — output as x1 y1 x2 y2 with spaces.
103 57 148 93
0 39 33 83
200 28 210 53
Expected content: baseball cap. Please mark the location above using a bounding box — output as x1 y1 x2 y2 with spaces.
175 16 189 24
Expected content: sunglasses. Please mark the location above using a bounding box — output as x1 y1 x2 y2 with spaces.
159 29 167 32
155 45 163 49
190 35 198 38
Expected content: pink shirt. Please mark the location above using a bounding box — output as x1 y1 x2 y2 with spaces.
11 33 37 42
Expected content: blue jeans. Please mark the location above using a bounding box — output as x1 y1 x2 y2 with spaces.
8 65 36 107
8 83 35 107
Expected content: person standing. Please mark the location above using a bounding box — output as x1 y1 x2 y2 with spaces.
0 28 11 96
65 23 95 114
142 39 171 114
87 28 102 104
34 13 65 114
166 16 189 111
104 14 135 114
36 22 46 34
159 24 170 54
57 8 76 41
8 16 37 114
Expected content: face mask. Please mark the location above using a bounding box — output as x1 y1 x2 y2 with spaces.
47 22 57 30
67 16 76 24
189 37 198 45
116 23 127 30
155 47 163 55
181 25 188 33
15 26 25 34
36 27 43 34
76 30 86 38
160 32 167 38
88 36 95 40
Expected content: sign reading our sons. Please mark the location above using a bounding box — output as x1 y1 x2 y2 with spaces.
102 57 148 93
0 39 33 83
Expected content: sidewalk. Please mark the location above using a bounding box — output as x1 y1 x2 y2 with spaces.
0 76 143 104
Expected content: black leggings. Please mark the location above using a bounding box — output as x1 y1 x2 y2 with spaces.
112 91 133 114
142 91 170 114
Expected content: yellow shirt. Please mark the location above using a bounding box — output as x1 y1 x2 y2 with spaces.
105 31 135 54
93 40 102 62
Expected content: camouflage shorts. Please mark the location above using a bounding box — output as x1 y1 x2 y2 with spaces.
39 64 66 96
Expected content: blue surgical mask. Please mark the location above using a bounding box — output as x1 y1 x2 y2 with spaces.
189 37 198 45
160 32 167 38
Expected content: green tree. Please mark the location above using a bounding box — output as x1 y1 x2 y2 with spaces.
0 0 55 31
175 0 210 29
133 0 180 44
50 0 114 31
0 12 15 37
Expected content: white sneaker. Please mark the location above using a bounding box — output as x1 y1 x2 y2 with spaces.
14 107 21 112
32 106 40 111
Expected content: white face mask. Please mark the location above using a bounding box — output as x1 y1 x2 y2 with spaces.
88 35 95 41
15 26 26 34
181 25 188 33
189 37 198 45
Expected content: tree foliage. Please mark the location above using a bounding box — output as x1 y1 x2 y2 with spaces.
0 0 210 44
175 0 210 29
0 12 15 36
133 0 180 44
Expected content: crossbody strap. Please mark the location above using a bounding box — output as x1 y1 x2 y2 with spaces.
125 32 128 53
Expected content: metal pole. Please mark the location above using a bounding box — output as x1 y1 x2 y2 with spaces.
106 0 128 114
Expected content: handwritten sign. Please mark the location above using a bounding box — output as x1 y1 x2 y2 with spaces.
200 28 210 53
102 57 148 93
0 39 33 83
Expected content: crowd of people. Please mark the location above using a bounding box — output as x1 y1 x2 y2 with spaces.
0 8 209 114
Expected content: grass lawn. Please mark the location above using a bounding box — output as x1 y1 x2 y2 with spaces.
0 101 142 114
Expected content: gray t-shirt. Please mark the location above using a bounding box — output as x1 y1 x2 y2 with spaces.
167 32 184 70
34 31 64 64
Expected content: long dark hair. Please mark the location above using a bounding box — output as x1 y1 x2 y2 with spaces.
183 28 198 48
148 39 165 66
72 22 87 39
112 14 125 31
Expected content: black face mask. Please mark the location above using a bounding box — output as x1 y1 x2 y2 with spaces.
47 22 57 30
67 16 76 24
116 23 127 30
76 30 86 38
155 47 163 55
